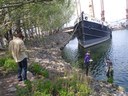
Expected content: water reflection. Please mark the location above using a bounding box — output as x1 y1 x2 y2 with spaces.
62 29 128 92
62 37 79 63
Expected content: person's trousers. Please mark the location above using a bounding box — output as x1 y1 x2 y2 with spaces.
106 66 113 78
17 58 27 81
84 62 90 76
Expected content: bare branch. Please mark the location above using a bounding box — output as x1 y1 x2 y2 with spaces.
0 0 52 9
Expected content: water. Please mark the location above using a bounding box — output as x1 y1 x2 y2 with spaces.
62 29 128 92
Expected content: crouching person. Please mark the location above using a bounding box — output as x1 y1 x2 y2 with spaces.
105 59 113 78
84 51 93 76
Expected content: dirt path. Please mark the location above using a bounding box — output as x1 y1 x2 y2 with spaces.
0 51 17 96
0 74 18 96
0 32 71 96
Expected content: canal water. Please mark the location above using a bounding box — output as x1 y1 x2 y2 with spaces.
62 29 128 92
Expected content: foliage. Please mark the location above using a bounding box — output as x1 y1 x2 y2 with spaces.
16 72 91 96
75 58 84 69
58 74 90 95
3 58 17 72
107 76 113 83
0 55 17 73
33 91 51 96
24 80 32 92
16 80 33 96
50 73 91 95
16 79 52 96
28 62 49 78
0 0 75 37
16 81 32 96
0 57 7 67
0 52 11 63
16 87 30 96
32 79 52 94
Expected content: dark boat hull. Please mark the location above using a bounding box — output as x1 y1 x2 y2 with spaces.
74 20 112 48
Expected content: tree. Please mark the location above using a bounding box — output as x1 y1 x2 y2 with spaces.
0 0 75 41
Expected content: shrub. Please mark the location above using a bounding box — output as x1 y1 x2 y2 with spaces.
28 62 49 78
0 57 7 67
3 58 17 72
51 74 91 96
107 76 113 83
33 79 52 93
17 65 91 96
16 74 91 96
33 91 51 96
16 80 32 96
16 85 30 96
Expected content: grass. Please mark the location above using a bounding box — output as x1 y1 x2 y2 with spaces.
16 69 91 96
28 62 49 78
0 55 91 96
0 56 17 74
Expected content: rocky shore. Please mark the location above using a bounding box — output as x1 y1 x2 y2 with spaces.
27 32 128 96
0 32 128 96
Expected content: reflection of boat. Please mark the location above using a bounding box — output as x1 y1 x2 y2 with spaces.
74 12 112 48
74 0 112 48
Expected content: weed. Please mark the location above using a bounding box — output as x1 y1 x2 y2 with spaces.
28 62 49 78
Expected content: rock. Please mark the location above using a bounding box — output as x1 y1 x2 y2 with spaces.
0 81 2 85
27 71 34 81
118 86 125 92
7 87 16 92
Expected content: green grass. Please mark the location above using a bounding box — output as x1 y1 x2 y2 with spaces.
0 57 7 67
28 62 49 78
16 72 91 96
4 58 17 72
0 56 17 74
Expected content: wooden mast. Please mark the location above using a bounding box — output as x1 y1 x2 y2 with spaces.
75 0 79 18
75 0 82 18
88 0 95 18
78 0 81 14
100 0 105 21
126 0 128 20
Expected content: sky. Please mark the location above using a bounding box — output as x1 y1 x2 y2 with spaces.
79 0 126 23
66 0 126 26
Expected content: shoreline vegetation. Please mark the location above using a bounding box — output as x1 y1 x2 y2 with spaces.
0 32 127 96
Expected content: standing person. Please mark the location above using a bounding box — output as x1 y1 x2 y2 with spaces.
84 51 93 76
9 32 28 81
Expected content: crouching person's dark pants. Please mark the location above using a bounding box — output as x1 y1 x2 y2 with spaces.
84 62 90 76
17 58 27 81
106 66 113 78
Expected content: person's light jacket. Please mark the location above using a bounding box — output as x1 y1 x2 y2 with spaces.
9 37 27 62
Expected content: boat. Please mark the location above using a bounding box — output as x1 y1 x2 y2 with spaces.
74 12 112 48
74 0 112 48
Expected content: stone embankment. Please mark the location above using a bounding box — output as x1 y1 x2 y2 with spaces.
28 32 73 79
